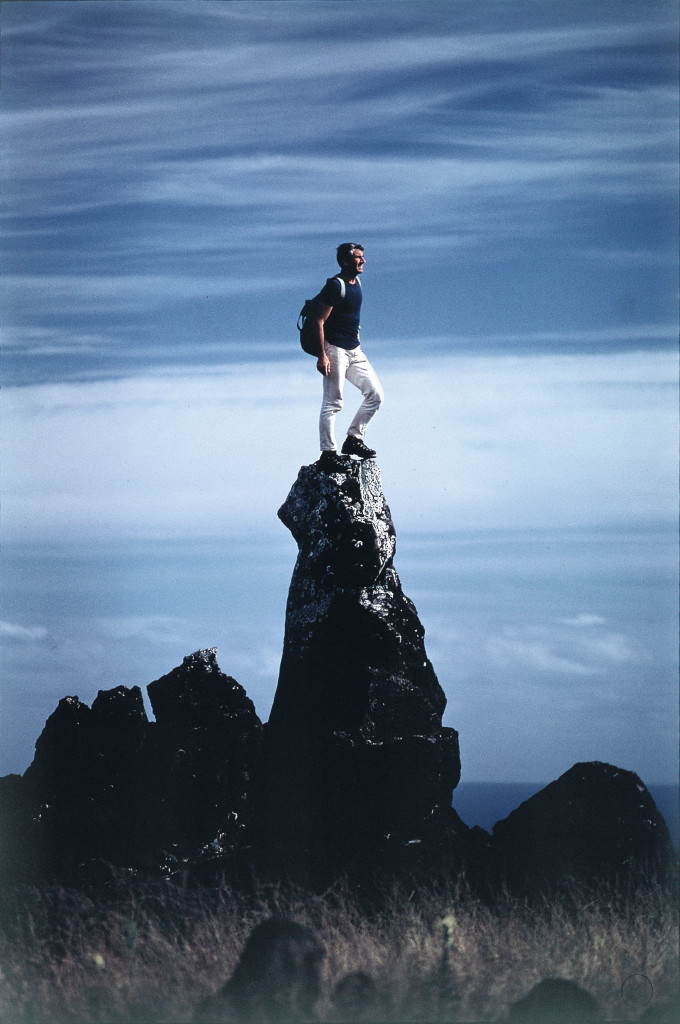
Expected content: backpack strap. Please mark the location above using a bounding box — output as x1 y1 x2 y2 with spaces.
331 275 361 298
325 274 360 303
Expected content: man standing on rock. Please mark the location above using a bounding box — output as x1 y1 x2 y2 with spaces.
313 243 384 471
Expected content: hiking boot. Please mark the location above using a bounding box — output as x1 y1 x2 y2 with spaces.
319 450 347 472
341 435 376 459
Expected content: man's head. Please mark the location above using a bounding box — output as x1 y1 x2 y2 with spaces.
336 242 365 272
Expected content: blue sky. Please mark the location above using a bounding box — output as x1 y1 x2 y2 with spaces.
1 1 678 786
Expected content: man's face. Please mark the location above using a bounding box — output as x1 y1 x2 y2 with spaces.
346 249 365 274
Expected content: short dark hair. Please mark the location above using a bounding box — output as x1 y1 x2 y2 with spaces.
336 242 364 267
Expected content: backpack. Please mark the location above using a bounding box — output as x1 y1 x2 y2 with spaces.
297 276 346 356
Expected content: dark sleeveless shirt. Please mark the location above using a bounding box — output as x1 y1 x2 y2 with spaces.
318 276 362 350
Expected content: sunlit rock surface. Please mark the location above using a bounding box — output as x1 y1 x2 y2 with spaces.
271 459 453 744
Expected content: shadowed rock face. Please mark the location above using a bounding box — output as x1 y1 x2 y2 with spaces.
148 648 257 728
144 648 263 866
261 459 462 875
20 690 150 875
492 761 676 892
7 649 263 879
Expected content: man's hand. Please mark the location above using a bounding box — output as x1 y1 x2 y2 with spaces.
317 353 330 376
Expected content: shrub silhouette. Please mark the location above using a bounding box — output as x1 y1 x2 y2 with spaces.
196 917 324 1023
508 977 602 1023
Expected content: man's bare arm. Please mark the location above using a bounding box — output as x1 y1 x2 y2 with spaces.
314 303 334 375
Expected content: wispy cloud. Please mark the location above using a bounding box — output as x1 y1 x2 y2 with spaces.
2 1 675 385
486 624 633 677
374 324 677 354
486 636 601 676
3 272 299 316
559 614 607 627
4 9 674 221
2 350 676 540
0 621 48 642
96 616 188 644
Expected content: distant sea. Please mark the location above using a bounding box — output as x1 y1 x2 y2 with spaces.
452 782 679 849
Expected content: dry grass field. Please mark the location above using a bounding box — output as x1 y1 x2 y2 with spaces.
0 873 677 1022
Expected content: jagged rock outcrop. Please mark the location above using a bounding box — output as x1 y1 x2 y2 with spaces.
258 458 464 877
19 687 151 875
491 761 676 893
2 649 262 880
144 648 263 868
0 463 676 893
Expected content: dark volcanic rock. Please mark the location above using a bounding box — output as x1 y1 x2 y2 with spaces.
145 649 263 864
23 694 99 798
3 650 262 880
270 460 454 751
491 761 676 893
147 648 257 727
260 459 462 877
4 464 673 895
0 773 37 881
20 694 121 875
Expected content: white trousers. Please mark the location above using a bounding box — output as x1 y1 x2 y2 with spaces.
319 344 384 452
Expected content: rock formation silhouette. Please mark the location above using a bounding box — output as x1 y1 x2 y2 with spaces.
257 458 465 878
144 648 263 869
0 460 675 893
1 649 262 880
491 761 675 893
